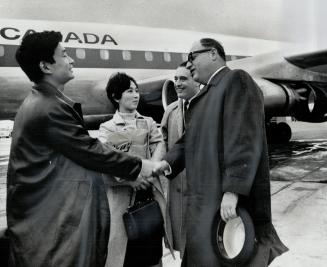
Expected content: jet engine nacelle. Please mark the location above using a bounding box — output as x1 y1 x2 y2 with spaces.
255 78 327 123
137 79 167 123
161 77 327 123
161 79 177 110
83 78 168 129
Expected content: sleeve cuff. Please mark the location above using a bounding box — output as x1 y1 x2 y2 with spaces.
222 175 252 196
164 161 172 176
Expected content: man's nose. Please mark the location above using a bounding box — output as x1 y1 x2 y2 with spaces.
175 80 181 86
69 56 75 65
186 61 192 69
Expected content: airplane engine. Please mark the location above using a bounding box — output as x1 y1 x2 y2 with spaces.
161 77 327 143
161 79 177 110
83 114 113 130
256 78 327 123
160 77 326 122
255 78 327 143
82 79 168 129
137 79 168 123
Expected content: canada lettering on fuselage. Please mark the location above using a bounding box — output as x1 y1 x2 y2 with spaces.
0 27 118 45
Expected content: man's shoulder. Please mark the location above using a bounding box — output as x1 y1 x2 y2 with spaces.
229 69 253 81
165 100 180 114
15 90 59 128
20 90 55 115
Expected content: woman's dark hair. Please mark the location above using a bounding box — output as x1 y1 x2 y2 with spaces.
15 31 62 83
106 72 138 109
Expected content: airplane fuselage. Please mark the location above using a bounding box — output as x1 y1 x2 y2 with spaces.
1 19 326 133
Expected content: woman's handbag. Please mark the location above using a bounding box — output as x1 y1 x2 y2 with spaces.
123 189 164 241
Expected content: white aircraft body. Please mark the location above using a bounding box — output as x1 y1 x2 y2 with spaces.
0 18 327 142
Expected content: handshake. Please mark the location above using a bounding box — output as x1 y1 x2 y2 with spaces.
132 160 170 190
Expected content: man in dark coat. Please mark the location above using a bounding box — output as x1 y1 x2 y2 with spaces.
7 31 154 267
154 38 288 266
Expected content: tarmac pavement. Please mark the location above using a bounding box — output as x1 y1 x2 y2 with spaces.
163 121 327 267
1 120 327 266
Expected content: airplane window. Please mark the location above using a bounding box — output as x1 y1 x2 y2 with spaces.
163 52 171 62
182 53 188 62
145 51 153 61
0 45 4 57
76 48 86 59
100 49 110 60
122 50 132 61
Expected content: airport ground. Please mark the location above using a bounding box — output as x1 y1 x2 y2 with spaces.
0 120 327 266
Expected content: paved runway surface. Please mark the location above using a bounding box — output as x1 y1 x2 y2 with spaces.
1 120 327 266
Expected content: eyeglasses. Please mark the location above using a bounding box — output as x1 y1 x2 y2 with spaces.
187 48 212 62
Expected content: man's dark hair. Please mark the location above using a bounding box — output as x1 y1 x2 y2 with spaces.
106 72 138 109
15 31 63 83
200 38 226 61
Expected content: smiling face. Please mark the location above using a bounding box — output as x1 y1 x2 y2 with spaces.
117 81 140 113
174 66 199 100
45 42 75 87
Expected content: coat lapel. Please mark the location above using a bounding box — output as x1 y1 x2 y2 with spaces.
176 100 184 136
188 67 230 110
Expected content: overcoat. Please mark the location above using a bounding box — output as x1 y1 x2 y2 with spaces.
6 82 142 267
165 68 288 266
160 99 188 256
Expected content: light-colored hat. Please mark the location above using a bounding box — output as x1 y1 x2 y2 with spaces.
212 207 255 265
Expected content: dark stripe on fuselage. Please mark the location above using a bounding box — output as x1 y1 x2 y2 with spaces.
0 44 247 69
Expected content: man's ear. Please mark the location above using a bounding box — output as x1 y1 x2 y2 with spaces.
39 61 52 74
210 49 219 61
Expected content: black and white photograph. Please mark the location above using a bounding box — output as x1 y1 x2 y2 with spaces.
0 0 327 266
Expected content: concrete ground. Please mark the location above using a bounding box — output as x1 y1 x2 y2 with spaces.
1 120 327 266
162 181 327 267
163 120 327 267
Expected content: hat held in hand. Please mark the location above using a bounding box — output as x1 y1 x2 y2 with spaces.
212 207 255 265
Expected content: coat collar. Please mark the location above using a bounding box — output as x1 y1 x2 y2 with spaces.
34 81 84 123
112 110 145 125
207 66 230 87
176 99 185 136
189 67 230 107
33 82 76 107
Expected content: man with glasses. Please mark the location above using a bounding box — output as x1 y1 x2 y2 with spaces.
154 38 287 266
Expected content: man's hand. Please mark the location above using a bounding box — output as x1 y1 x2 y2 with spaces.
129 175 152 191
220 192 238 222
152 160 171 177
140 159 157 178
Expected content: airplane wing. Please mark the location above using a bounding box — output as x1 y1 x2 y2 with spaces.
285 50 327 73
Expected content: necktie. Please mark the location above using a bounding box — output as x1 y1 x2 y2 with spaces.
184 100 189 110
183 100 189 130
